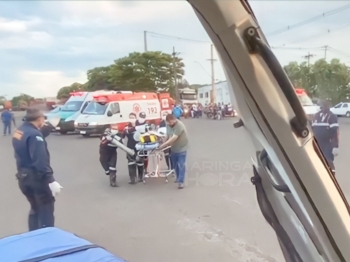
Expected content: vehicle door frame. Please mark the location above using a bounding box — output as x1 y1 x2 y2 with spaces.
106 101 122 123
341 103 349 116
332 103 343 115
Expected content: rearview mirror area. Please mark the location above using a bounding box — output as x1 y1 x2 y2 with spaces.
107 111 113 117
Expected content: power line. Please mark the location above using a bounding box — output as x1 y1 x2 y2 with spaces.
147 31 327 53
278 21 350 47
271 46 326 50
267 3 350 36
145 31 350 63
147 31 211 44
328 47 350 58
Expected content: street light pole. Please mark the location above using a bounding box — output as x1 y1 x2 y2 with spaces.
207 44 217 103
172 47 178 102
144 31 148 52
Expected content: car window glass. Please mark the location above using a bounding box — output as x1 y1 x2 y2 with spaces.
342 104 348 108
110 103 120 114
81 101 89 112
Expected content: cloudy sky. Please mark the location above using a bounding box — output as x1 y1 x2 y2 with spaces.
1 1 350 98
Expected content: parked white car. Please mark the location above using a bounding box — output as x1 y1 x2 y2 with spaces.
330 102 350 117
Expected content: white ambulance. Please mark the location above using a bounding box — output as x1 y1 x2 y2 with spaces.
57 90 132 133
74 92 174 137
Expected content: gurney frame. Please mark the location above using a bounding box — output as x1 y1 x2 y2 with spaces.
137 145 175 183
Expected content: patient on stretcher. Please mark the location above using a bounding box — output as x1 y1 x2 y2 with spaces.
134 128 169 151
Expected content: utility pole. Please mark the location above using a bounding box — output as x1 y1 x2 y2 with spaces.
324 45 328 60
144 31 147 52
172 47 178 102
302 52 315 67
207 44 217 103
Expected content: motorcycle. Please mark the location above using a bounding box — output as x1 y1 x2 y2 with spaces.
191 109 200 118
214 110 222 120
224 106 237 117
206 108 214 118
183 107 190 118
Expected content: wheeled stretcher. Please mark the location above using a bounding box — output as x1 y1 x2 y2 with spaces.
135 132 175 183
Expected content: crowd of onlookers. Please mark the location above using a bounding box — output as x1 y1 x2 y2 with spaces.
171 102 236 119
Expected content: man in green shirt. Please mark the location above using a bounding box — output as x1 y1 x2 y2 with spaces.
158 114 188 189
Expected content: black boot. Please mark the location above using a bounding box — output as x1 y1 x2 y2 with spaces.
137 165 144 182
109 172 118 187
128 165 137 184
28 210 39 231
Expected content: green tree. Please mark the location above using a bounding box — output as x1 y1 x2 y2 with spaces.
108 51 185 93
57 82 84 99
313 59 350 104
85 66 114 91
12 93 33 107
284 59 350 104
284 61 316 96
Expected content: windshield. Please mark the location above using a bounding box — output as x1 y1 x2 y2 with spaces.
83 101 108 115
297 94 313 106
180 93 197 100
49 107 61 113
61 101 83 112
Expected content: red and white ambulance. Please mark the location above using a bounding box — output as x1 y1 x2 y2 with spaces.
74 92 174 136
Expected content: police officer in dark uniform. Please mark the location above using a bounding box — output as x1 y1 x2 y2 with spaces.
312 100 339 175
13 107 62 231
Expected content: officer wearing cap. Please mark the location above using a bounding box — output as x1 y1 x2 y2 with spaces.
12 107 63 231
312 100 339 176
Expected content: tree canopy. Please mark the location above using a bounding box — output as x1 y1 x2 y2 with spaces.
84 66 114 91
41 53 350 105
57 82 85 99
284 58 350 104
108 51 185 93
56 51 186 98
12 93 34 107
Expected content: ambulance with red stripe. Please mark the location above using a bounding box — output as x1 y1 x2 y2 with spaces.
295 88 319 119
46 90 128 134
74 92 174 137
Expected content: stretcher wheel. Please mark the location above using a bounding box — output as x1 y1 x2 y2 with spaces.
143 180 146 184
165 179 168 183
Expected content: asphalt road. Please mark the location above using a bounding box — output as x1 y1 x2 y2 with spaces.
1 113 350 262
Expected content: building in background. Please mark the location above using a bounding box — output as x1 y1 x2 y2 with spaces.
197 81 233 106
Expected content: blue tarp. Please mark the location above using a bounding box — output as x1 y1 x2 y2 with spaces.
0 227 126 262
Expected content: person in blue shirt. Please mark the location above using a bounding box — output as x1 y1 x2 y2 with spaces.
172 105 183 119
12 107 62 231
1 108 15 136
